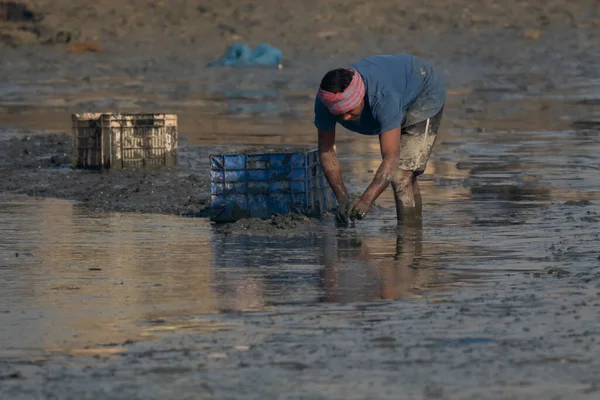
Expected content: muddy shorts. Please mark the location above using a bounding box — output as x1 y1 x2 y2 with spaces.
398 105 444 172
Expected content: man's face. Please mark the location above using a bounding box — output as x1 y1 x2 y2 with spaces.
340 99 364 121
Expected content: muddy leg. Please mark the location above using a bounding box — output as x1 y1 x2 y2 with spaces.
391 169 419 223
412 170 424 216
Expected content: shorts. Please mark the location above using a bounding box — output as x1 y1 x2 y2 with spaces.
398 105 444 172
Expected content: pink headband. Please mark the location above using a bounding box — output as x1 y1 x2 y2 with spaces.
317 68 365 115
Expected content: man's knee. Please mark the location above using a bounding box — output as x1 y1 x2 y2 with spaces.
412 170 424 181
392 170 413 193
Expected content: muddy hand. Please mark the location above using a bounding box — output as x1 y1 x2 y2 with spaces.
348 199 371 221
336 195 351 224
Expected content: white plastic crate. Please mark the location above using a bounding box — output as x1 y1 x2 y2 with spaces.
72 113 177 169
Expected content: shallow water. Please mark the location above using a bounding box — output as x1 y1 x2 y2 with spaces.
1 78 600 361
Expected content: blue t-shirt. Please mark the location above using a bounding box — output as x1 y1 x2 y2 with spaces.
314 54 445 135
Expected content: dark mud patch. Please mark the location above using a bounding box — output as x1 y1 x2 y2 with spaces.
564 200 593 207
0 132 210 216
0 133 70 168
213 213 326 235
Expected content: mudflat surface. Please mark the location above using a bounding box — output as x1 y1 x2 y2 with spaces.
0 132 212 215
2 1 600 399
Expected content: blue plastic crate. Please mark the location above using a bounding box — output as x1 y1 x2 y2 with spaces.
209 148 337 222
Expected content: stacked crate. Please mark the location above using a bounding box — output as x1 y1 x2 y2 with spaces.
72 113 177 169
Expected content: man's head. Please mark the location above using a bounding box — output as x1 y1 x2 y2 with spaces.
318 68 365 121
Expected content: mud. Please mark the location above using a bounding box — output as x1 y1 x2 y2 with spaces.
0 132 211 216
2 0 600 399
0 132 325 224
213 213 328 235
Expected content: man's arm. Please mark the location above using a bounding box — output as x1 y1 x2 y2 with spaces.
317 128 349 201
361 126 401 204
347 126 400 219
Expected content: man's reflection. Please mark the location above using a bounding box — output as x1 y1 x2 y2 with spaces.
319 220 435 302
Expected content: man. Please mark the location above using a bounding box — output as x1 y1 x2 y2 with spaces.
314 53 445 223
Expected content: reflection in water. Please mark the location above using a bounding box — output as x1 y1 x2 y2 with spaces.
209 220 471 308
2 195 471 358
0 195 218 357
210 235 324 310
319 222 429 303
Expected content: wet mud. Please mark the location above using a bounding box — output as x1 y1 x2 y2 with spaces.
0 132 211 216
0 132 326 228
2 0 600 399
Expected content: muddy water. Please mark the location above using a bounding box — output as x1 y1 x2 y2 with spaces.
3 82 600 354
1 78 600 398
0 192 489 358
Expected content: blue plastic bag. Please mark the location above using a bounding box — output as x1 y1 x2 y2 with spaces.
207 42 282 67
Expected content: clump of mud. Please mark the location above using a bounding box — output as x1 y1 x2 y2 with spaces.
213 213 326 235
211 146 313 155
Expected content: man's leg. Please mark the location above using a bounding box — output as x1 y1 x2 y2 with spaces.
396 106 444 222
411 170 425 216
391 169 420 222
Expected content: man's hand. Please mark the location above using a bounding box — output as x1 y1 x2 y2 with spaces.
348 198 372 221
336 195 351 223
319 128 352 224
